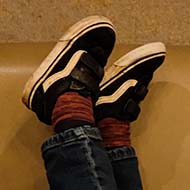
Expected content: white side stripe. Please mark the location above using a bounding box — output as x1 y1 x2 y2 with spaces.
42 50 86 92
96 79 137 106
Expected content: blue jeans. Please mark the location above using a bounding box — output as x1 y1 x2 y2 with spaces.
41 125 143 190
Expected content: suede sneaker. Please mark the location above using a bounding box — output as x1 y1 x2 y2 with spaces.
95 42 166 122
22 15 115 125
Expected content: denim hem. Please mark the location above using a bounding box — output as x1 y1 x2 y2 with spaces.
107 146 137 162
41 125 102 154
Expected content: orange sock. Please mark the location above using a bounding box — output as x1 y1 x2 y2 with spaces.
98 118 131 148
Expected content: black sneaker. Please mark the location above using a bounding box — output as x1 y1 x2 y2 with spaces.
95 42 166 122
22 15 115 125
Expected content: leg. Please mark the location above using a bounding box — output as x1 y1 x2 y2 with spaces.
108 148 142 190
95 42 166 190
22 16 117 190
42 92 117 190
42 120 117 190
98 119 142 190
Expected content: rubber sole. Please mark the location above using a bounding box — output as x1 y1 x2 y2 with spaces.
96 42 166 105
22 15 115 108
100 42 166 91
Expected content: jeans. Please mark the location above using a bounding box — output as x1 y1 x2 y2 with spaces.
41 125 143 190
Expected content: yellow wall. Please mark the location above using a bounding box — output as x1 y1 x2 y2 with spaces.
0 43 190 190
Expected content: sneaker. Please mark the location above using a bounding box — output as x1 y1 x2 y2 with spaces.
95 42 166 122
22 15 116 124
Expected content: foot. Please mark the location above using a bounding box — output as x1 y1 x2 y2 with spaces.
95 42 166 122
22 15 116 124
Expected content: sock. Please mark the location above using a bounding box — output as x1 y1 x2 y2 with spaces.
51 92 95 132
98 118 131 148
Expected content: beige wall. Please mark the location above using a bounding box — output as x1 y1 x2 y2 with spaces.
0 0 190 45
0 43 190 189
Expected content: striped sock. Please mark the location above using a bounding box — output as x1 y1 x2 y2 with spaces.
51 92 95 133
98 118 131 148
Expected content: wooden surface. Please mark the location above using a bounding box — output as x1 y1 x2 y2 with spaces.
0 43 190 190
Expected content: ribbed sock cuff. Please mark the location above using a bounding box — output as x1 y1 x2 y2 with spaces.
51 92 95 132
98 118 131 147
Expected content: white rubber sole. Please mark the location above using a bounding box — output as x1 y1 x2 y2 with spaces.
100 42 166 91
96 42 166 105
22 15 115 108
